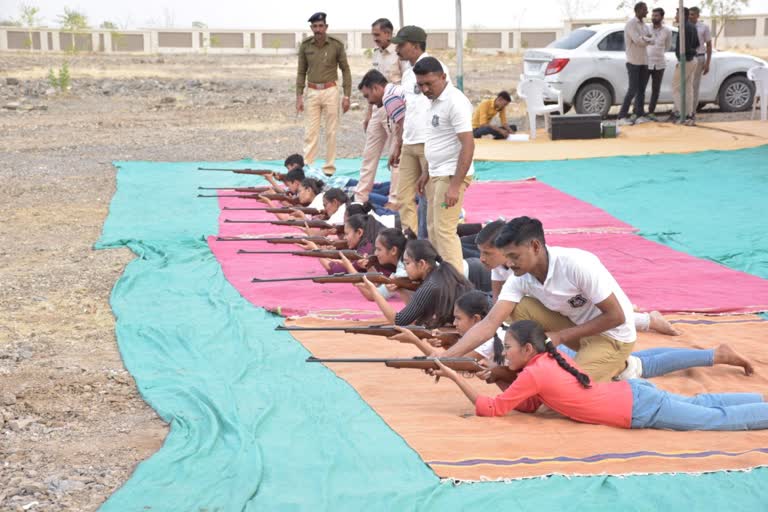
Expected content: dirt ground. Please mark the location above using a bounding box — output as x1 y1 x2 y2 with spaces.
0 51 761 511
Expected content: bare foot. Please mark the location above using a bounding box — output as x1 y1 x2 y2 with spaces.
649 311 682 336
714 344 755 376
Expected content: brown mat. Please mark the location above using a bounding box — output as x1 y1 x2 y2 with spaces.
289 314 768 480
475 120 768 162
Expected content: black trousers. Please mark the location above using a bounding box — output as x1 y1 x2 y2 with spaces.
648 68 665 114
619 63 650 118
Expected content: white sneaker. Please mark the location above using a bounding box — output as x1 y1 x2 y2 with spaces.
634 116 650 125
617 118 634 126
615 355 643 380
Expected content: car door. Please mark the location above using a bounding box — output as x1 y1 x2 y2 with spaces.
595 30 627 104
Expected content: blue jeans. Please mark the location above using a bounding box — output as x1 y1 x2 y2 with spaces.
629 379 768 431
558 346 715 378
417 194 428 239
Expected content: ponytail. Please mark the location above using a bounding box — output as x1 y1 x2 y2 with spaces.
405 240 473 327
506 320 592 388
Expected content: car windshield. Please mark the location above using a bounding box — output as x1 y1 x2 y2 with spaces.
547 29 596 49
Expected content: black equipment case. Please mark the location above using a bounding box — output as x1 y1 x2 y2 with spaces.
548 114 602 140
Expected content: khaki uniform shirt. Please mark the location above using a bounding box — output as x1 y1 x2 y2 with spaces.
371 43 408 84
296 35 352 97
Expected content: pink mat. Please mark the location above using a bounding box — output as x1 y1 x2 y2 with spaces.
209 181 768 318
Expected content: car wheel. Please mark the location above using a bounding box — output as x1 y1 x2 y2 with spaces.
575 83 612 117
718 75 754 112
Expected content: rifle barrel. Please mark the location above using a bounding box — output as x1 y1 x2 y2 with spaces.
199 194 260 198
237 250 297 254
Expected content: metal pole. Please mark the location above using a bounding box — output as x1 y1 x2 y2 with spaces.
455 0 464 91
678 0 686 119
398 0 404 27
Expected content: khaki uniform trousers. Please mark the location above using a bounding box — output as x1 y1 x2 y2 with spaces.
512 297 635 382
303 86 339 175
425 174 473 274
691 55 706 110
355 106 399 204
672 58 699 118
398 143 428 234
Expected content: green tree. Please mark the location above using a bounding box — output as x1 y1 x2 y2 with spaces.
192 21 207 28
19 3 41 50
100 21 118 29
58 7 89 52
0 19 22 27
701 0 750 47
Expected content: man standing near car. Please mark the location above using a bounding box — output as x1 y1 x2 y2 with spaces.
689 6 713 118
355 18 409 207
670 7 700 125
618 2 653 126
646 8 673 120
296 12 352 177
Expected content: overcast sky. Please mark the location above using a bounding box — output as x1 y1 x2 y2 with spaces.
3 0 768 29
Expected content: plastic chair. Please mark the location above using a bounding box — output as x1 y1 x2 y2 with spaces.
747 65 768 121
516 78 564 140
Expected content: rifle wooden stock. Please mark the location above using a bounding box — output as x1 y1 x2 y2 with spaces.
238 249 364 260
306 356 483 373
277 324 459 344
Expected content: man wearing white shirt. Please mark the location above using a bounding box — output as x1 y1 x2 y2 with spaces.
413 56 474 273
393 26 451 238
646 7 673 120
443 216 637 382
618 2 653 125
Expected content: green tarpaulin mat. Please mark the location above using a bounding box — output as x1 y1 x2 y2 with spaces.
96 148 768 511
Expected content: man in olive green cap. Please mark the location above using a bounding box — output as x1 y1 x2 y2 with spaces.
296 12 352 176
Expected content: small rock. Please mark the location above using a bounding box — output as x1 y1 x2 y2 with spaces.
23 501 40 510
3 102 21 110
19 480 47 494
6 77 20 86
160 96 176 104
1 391 16 406
8 417 36 432
30 105 48 111
44 88 56 96
349 102 361 111
47 478 85 494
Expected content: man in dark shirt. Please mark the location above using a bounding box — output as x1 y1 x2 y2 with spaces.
670 7 700 125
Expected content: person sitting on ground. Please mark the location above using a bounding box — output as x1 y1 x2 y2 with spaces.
360 239 474 327
475 219 681 336
471 91 516 140
441 216 637 383
431 319 768 430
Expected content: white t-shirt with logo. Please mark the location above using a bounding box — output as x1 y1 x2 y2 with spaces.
401 53 451 145
424 83 476 178
498 246 636 343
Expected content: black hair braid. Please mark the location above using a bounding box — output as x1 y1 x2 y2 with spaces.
492 332 504 365
544 341 592 388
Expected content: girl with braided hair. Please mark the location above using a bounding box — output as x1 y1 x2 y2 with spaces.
432 320 768 431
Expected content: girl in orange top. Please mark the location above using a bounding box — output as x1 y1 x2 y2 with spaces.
434 320 768 431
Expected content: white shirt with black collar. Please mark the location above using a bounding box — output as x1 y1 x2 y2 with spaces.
498 246 636 343
424 83 475 178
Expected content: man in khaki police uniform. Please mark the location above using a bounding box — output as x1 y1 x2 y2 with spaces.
296 12 352 176
355 18 409 206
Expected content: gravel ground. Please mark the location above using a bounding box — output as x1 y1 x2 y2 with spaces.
0 51 760 511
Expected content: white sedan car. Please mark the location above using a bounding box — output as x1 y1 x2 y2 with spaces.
523 23 767 116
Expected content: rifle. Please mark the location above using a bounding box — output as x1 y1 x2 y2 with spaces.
278 324 460 346
225 219 343 234
215 236 348 249
198 194 265 198
252 272 421 291
198 186 272 192
259 193 301 205
306 356 483 373
218 206 323 215
238 249 365 261
198 167 288 180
